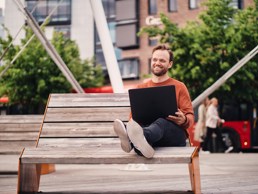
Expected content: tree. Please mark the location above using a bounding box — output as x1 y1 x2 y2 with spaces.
139 0 258 104
0 28 104 114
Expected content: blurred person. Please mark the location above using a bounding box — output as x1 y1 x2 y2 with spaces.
194 97 210 143
202 97 233 153
113 45 194 158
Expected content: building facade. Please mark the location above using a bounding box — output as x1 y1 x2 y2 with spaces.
4 0 94 60
3 0 255 86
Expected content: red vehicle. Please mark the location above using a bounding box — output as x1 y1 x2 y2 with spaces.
188 101 258 152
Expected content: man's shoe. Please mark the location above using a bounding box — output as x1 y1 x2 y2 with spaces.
127 119 155 158
225 146 233 153
113 119 133 153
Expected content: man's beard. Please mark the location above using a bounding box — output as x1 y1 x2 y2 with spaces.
151 66 168 76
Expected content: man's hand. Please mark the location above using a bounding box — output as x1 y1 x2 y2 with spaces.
167 108 186 126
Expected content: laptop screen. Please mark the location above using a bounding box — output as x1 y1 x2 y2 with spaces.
128 85 177 125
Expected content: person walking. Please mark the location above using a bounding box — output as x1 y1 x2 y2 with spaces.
194 97 210 143
202 97 233 153
113 45 194 158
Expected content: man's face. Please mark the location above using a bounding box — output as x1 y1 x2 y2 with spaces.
151 49 172 76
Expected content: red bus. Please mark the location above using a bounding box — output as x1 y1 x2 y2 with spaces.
188 101 258 152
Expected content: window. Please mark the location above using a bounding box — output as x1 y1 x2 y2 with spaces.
54 26 71 39
229 0 243 9
95 47 106 70
148 37 158 46
221 102 250 121
148 0 157 15
189 0 198 10
116 0 137 21
115 0 139 49
26 0 71 25
102 0 116 19
168 0 177 12
116 23 138 48
118 58 139 79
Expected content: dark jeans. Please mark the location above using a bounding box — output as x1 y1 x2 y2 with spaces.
202 127 227 151
142 118 187 147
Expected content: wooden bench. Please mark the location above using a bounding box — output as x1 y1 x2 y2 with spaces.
0 115 43 174
0 115 43 154
17 93 201 194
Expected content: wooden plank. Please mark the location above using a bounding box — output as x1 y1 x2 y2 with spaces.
0 115 43 123
48 93 130 107
0 132 39 141
0 141 36 154
37 137 121 148
0 123 41 132
44 107 130 122
21 147 195 164
41 122 117 137
0 155 20 173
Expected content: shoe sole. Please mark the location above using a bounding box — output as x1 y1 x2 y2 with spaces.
113 119 132 153
225 146 233 153
127 120 154 158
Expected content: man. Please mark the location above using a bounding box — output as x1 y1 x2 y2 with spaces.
113 45 194 158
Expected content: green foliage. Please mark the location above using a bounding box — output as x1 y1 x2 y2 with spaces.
0 28 104 113
139 0 258 104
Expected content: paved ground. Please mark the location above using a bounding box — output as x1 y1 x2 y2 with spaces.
1 153 258 194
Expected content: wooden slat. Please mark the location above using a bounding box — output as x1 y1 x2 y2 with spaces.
0 141 36 154
44 107 130 122
0 155 20 173
0 115 41 156
37 137 121 148
0 115 43 123
41 122 117 137
0 132 39 141
0 124 41 132
48 93 130 107
21 147 195 164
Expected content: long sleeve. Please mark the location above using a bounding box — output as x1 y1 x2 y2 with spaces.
206 105 220 128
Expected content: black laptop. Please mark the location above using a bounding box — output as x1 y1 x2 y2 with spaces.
128 85 177 125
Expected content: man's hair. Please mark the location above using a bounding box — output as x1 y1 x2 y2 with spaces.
152 45 174 62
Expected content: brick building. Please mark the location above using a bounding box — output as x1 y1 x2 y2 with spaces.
3 0 255 86
111 0 254 85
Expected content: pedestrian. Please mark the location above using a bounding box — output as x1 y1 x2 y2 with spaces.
113 44 194 158
194 97 210 143
202 97 233 153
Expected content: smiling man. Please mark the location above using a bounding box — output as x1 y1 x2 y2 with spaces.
114 45 194 158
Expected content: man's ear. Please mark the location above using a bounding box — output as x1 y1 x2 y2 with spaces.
169 61 173 68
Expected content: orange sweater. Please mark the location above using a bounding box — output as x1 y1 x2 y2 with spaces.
136 78 194 130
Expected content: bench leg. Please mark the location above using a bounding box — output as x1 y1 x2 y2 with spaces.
188 150 201 194
17 160 41 194
41 164 56 175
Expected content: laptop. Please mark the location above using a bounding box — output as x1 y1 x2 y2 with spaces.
128 85 177 125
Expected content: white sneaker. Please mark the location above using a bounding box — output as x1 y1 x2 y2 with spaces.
200 149 210 154
225 146 233 153
127 119 155 158
113 119 132 153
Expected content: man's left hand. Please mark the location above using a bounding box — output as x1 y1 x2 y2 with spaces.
167 109 186 126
